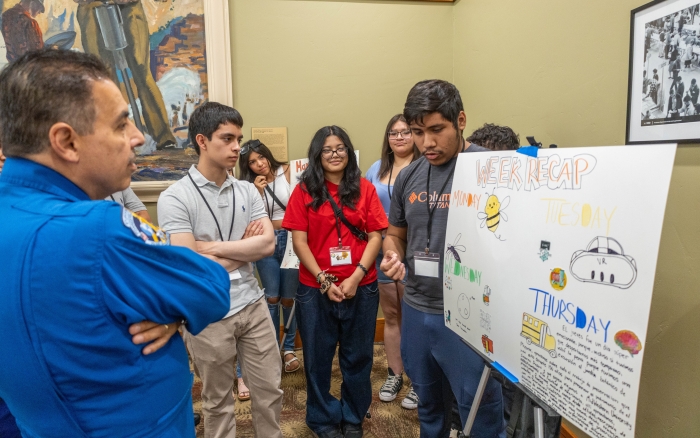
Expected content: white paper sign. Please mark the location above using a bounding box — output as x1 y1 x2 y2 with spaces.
280 158 307 270
443 144 675 438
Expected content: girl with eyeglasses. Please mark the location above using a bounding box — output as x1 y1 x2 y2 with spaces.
238 140 302 376
282 126 387 438
365 114 420 410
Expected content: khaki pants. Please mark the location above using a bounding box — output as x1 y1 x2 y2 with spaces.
184 297 283 438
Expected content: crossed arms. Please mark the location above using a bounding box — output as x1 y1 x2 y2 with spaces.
170 218 276 272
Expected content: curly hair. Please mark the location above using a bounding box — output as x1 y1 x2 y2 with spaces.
466 123 520 151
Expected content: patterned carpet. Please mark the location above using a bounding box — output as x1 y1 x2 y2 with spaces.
192 344 421 437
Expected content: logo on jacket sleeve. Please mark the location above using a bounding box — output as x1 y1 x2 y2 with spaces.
121 208 169 246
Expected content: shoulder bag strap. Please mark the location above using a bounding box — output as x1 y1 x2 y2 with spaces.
264 185 287 211
326 194 367 242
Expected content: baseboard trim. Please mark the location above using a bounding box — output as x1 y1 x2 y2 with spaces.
560 423 577 438
375 318 385 343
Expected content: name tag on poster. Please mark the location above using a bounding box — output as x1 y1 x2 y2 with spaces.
414 252 440 278
330 246 352 266
228 269 242 281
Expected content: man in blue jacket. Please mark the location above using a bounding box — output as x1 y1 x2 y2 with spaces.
0 48 232 437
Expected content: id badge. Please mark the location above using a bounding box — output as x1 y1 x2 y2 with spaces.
330 246 352 266
228 269 242 281
414 252 441 278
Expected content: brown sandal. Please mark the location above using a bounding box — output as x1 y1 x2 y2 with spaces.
236 378 250 401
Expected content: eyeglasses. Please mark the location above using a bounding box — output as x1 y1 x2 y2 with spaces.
240 139 262 156
321 146 348 159
388 130 412 139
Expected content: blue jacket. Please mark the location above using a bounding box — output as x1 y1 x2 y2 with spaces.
0 158 231 437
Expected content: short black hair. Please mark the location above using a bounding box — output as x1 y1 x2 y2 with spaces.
467 124 520 151
403 79 464 131
0 49 111 157
188 102 243 155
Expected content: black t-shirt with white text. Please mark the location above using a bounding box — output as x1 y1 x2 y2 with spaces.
389 144 489 314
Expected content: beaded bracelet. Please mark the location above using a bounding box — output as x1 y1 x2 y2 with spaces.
356 262 368 277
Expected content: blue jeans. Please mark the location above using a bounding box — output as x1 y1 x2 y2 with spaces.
401 301 505 438
296 281 379 435
257 229 299 352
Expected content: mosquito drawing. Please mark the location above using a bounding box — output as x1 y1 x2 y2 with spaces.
447 233 467 263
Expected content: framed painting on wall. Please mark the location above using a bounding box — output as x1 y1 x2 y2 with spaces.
0 0 232 201
627 0 700 144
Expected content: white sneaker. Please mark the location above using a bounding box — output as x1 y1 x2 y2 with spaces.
401 386 419 410
379 368 403 402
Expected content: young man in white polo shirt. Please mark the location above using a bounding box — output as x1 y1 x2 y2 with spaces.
158 102 283 438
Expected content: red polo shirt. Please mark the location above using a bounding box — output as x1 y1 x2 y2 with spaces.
283 178 388 287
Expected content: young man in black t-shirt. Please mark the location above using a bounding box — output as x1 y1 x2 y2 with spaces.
381 80 505 438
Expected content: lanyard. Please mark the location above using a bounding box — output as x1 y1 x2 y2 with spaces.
425 159 457 253
263 177 276 220
188 172 235 242
327 192 344 248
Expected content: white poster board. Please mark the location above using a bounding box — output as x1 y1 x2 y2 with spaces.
280 158 307 269
280 151 360 269
443 144 676 438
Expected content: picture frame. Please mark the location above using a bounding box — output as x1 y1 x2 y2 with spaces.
626 0 700 144
132 0 232 201
0 0 232 201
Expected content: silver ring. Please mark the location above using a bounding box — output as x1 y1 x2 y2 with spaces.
164 324 169 331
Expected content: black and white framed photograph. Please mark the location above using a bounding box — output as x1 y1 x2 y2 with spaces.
627 0 700 144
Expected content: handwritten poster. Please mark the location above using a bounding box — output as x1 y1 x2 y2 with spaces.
280 158 307 270
443 144 676 438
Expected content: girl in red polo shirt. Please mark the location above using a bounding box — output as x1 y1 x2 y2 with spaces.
283 126 387 438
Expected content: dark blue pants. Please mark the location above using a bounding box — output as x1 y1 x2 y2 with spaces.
0 398 21 438
401 301 505 438
296 282 379 435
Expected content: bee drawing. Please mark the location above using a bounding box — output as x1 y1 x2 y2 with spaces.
478 193 510 238
446 233 467 263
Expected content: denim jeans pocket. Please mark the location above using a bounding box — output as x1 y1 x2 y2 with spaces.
295 284 318 304
359 281 379 298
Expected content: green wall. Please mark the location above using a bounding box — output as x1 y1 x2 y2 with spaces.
146 1 700 436
453 1 700 437
229 0 454 171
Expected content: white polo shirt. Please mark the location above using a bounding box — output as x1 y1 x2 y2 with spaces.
158 165 267 318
